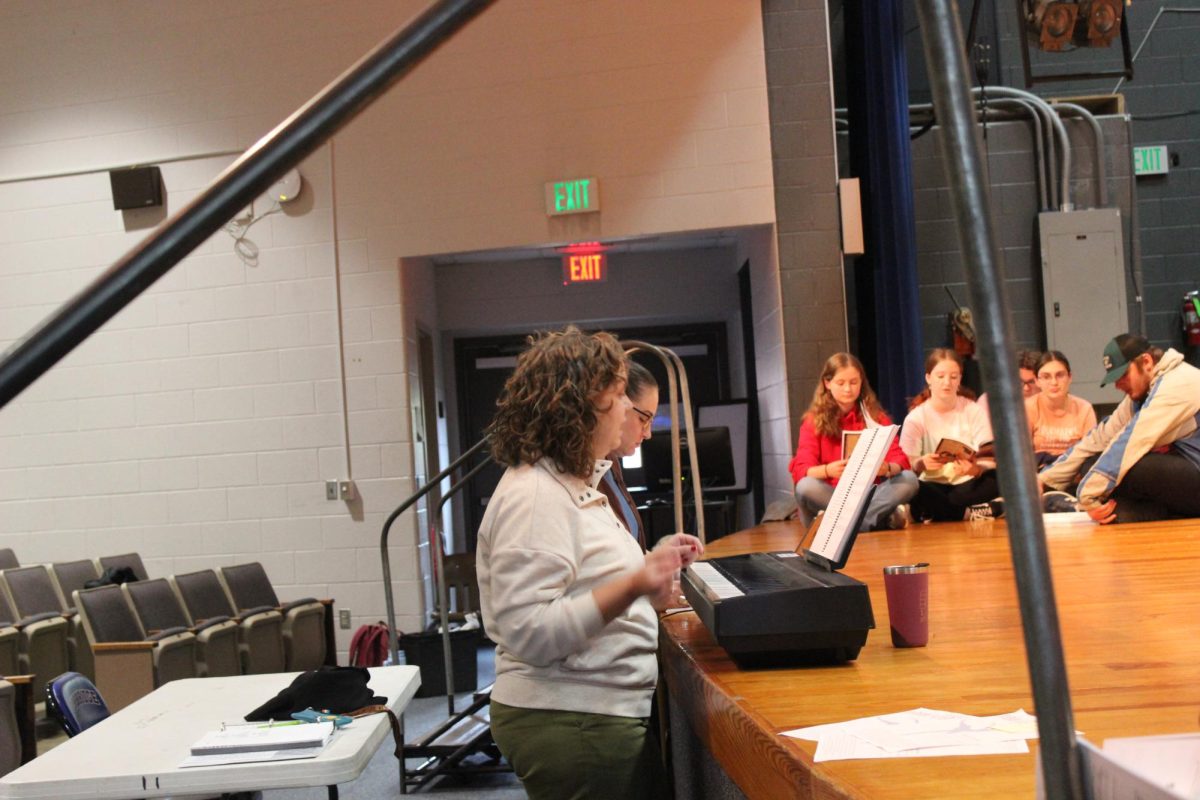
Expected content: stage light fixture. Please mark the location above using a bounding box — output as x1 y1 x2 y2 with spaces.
1082 0 1123 47
1025 0 1128 52
1034 1 1079 51
1018 0 1133 85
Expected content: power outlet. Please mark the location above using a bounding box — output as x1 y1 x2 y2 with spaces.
338 609 351 630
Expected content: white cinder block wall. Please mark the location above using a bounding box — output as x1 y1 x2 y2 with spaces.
0 1 778 660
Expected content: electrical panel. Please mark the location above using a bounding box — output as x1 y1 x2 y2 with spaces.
1038 208 1127 404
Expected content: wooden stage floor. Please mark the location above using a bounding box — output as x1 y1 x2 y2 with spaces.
660 516 1200 799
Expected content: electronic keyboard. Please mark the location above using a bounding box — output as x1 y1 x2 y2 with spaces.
680 424 896 667
682 552 874 667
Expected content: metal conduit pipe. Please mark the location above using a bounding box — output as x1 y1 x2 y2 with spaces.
971 86 1072 210
987 99 1051 211
914 1 1084 797
1125 114 1147 333
1052 101 1107 208
881 94 1060 210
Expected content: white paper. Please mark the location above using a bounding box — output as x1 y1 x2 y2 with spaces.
1042 512 1095 525
1057 737 1191 800
813 728 1028 763
1089 733 1200 799
810 425 898 564
784 707 1038 762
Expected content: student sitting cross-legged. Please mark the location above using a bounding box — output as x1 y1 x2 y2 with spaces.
788 353 917 531
1039 333 1200 524
900 348 1000 522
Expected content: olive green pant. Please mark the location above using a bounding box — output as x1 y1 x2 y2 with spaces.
490 699 670 800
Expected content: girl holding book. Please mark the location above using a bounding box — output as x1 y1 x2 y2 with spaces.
788 353 916 531
900 348 1000 521
1027 350 1097 466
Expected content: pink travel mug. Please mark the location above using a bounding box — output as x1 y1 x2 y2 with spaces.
883 563 929 647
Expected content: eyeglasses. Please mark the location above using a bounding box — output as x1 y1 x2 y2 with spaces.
631 406 654 429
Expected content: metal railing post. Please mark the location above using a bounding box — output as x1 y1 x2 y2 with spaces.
913 2 1084 798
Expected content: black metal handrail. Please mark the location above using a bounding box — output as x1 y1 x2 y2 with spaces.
380 437 490 668
0 0 495 410
429 456 493 716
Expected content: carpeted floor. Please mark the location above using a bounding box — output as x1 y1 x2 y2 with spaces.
262 643 526 799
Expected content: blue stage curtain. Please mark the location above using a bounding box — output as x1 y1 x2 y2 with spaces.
844 0 926 420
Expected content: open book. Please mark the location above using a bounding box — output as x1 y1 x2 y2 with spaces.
934 438 976 460
840 430 862 460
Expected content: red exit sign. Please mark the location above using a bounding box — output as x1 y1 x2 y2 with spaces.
562 252 607 285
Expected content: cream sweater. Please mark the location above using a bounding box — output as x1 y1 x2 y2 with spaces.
476 458 658 718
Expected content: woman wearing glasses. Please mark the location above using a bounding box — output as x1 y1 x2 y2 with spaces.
598 360 658 548
477 327 702 800
1027 350 1096 466
788 352 916 531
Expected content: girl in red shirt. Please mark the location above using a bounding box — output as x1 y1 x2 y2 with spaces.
788 353 916 531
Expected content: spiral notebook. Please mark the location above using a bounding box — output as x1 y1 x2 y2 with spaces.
806 424 898 570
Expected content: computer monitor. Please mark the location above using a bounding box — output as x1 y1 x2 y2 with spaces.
639 426 736 492
698 400 750 494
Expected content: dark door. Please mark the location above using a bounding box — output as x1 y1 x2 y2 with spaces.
454 323 730 551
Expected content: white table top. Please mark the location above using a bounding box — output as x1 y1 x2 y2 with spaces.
0 666 421 800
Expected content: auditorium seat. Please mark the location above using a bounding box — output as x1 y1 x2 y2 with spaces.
0 551 18 572
0 680 21 777
0 596 23 679
50 560 101 612
9 563 93 681
171 570 285 674
219 563 328 671
123 579 240 678
0 568 72 698
73 585 196 709
97 553 148 582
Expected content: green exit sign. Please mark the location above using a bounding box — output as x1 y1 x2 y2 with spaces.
1133 145 1168 176
545 177 599 216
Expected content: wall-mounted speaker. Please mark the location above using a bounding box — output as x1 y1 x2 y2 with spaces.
109 165 163 210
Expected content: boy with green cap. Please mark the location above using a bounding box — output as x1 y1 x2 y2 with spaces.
1038 333 1200 524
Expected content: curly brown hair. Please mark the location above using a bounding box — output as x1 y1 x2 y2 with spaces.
804 353 887 438
486 326 627 479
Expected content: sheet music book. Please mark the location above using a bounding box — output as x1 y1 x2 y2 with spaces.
806 425 899 570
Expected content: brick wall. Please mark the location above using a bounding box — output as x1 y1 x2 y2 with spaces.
0 1 778 657
760 0 846 508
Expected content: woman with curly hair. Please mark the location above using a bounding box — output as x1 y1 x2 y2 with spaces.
788 353 916 531
477 326 702 800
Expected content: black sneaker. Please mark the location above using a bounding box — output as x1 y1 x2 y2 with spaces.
989 497 1005 518
1042 491 1079 513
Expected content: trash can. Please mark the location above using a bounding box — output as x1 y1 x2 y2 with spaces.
399 628 480 698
